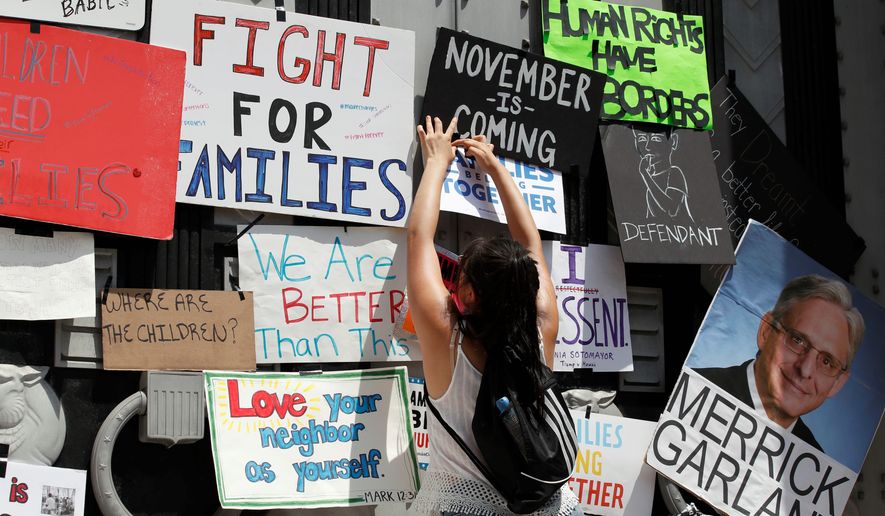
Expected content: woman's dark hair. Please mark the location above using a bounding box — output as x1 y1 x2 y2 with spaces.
455 237 547 409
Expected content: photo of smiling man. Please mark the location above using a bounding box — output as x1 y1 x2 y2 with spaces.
648 221 884 516
694 274 864 451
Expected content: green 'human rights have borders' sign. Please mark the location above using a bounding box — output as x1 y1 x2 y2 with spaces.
542 0 713 130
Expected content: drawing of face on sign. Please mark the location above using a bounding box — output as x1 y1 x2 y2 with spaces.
0 364 65 465
632 127 694 222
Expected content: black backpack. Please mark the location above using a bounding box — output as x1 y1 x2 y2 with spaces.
426 345 578 514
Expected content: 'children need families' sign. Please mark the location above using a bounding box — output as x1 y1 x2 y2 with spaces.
542 0 712 130
0 20 184 239
150 0 415 227
205 368 420 509
422 28 605 172
238 226 416 364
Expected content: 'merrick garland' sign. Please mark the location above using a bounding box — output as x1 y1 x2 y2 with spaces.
422 28 605 172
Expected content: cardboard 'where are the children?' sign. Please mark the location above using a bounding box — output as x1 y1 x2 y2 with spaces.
205 368 420 509
238 225 416 363
150 0 415 227
101 289 256 371
0 19 184 239
542 0 712 130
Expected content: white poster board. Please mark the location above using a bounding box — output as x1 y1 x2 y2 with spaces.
0 0 146 30
150 0 415 227
544 242 634 372
0 230 95 320
205 368 420 509
440 154 566 234
0 461 87 516
408 377 431 475
238 225 417 363
568 412 656 516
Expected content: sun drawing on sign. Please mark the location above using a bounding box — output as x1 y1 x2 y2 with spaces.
213 378 322 433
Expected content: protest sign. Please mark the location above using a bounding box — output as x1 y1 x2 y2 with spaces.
0 461 87 516
707 77 864 284
101 288 256 371
542 0 712 130
204 368 420 509
440 153 566 234
0 0 146 30
648 221 884 516
398 245 459 335
0 19 184 239
0 230 94 320
237 225 416 363
422 28 604 172
603 124 735 264
408 377 431 474
544 242 634 372
150 0 415 227
568 412 656 516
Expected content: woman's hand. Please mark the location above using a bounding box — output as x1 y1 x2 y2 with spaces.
452 135 505 177
417 115 458 166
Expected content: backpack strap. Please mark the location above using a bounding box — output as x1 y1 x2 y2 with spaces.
448 325 462 371
424 384 506 494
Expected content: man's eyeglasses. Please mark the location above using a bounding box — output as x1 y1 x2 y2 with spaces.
772 321 848 378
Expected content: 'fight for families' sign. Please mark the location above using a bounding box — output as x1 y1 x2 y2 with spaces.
205 368 420 509
150 0 415 227
542 0 712 130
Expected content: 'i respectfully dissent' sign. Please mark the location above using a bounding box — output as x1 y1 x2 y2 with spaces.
150 0 415 227
544 242 633 372
237 226 416 364
205 368 420 509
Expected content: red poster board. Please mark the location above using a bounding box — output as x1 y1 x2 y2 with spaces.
0 19 185 239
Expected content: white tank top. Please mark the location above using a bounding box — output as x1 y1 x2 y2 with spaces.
427 343 487 482
409 330 580 516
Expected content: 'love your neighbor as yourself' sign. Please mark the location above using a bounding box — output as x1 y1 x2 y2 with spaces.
150 0 415 227
205 368 419 509
422 28 605 172
542 0 712 130
0 20 185 239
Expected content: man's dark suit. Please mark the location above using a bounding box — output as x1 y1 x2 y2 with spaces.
693 360 823 451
